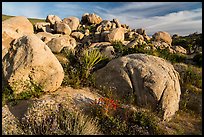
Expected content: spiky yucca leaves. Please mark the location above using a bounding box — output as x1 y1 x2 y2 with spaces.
81 49 107 79
62 48 107 88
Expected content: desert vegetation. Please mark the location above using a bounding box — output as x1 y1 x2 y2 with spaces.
2 13 202 135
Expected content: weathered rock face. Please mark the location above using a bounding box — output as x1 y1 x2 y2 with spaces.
152 31 172 45
34 22 53 33
46 15 62 26
105 28 125 42
2 16 34 56
62 16 80 31
2 34 64 94
94 53 181 121
54 22 72 35
47 35 77 53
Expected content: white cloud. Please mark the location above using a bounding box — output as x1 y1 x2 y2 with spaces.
96 3 202 36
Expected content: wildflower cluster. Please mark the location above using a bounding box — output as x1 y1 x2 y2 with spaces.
91 97 119 115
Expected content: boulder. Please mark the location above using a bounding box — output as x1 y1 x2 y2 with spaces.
35 32 61 44
136 28 145 35
89 42 111 48
62 16 80 31
34 22 53 33
122 41 131 46
94 54 181 121
111 22 117 29
2 16 34 37
54 22 71 35
84 29 90 36
113 18 121 28
100 20 112 31
104 28 125 42
82 13 102 25
151 41 170 50
125 31 135 40
71 32 84 40
47 35 77 53
143 34 151 41
2 16 34 56
2 34 64 94
152 31 172 45
173 46 187 54
46 15 62 27
101 31 110 42
96 25 103 33
89 42 114 59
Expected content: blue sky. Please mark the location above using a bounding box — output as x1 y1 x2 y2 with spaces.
2 2 202 36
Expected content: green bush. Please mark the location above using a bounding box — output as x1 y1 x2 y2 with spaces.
112 41 186 64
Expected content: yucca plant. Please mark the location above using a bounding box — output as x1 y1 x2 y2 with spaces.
80 49 107 80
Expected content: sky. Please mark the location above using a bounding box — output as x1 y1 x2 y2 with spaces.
2 2 202 36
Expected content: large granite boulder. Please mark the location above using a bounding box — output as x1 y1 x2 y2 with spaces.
94 53 181 121
2 34 64 94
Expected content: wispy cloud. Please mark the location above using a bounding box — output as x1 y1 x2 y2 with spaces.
2 2 202 36
96 2 202 35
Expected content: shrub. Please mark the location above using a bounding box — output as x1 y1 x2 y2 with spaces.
21 106 101 135
88 97 161 135
112 41 126 56
193 53 202 67
2 80 44 106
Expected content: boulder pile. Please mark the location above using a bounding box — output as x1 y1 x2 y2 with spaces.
2 13 183 122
